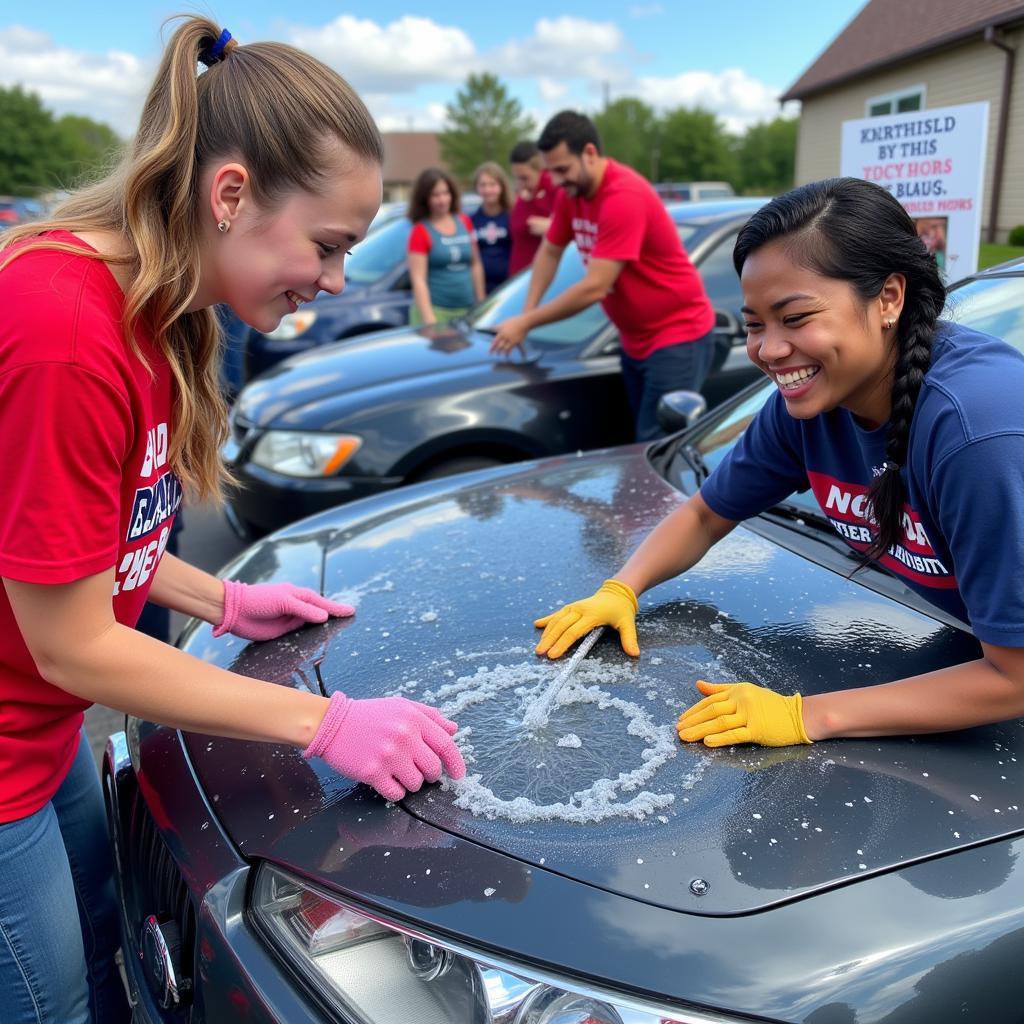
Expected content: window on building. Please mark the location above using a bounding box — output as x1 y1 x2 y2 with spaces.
866 85 925 117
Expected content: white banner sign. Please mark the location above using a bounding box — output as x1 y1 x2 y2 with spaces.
840 101 989 279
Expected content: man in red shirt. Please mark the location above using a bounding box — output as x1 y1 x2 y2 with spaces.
492 111 716 440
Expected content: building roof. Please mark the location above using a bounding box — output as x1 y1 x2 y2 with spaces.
782 0 1024 101
381 132 445 184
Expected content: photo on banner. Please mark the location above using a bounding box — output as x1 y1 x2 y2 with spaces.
840 102 989 279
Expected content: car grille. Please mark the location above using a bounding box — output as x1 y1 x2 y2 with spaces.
124 788 197 1004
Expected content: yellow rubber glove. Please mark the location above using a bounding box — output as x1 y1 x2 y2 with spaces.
534 579 639 659
676 680 812 748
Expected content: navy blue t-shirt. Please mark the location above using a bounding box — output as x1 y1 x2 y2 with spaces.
470 208 511 293
701 321 1024 646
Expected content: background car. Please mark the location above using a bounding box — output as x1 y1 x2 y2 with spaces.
105 259 1024 1024
246 194 481 380
224 199 766 537
653 181 736 202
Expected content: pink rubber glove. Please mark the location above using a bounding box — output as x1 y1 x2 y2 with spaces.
213 580 355 641
304 692 466 801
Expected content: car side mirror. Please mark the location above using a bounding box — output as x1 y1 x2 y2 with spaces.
713 308 742 339
656 390 707 434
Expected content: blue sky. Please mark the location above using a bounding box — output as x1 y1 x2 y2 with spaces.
1 1 866 135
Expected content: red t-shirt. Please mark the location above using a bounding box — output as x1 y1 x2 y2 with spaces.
508 170 557 276
546 159 714 359
0 233 179 822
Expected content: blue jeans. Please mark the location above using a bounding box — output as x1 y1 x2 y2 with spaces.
620 329 716 442
0 731 129 1023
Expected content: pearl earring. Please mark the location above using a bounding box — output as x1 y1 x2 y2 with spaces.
217 219 230 233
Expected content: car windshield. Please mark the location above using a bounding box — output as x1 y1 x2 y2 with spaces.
468 245 608 348
469 222 702 350
345 217 411 286
946 273 1024 350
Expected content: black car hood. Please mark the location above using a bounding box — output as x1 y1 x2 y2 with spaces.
183 450 1024 917
235 321 517 427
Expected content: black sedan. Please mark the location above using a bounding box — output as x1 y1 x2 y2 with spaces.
224 200 766 537
106 261 1024 1022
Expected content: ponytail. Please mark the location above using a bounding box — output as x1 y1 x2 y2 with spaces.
734 177 946 565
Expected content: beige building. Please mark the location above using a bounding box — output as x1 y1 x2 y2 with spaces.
381 132 447 203
782 0 1024 242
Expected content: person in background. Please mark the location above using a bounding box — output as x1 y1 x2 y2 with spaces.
0 20 464 1023
508 140 556 276
407 167 484 326
492 111 716 441
470 161 512 293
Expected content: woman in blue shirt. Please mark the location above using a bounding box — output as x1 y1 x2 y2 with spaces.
470 161 512 292
407 168 484 326
533 177 1024 750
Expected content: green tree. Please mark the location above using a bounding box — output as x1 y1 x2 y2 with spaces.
656 106 736 185
593 97 660 178
733 116 797 195
0 85 63 194
0 85 123 195
439 73 535 181
55 114 123 186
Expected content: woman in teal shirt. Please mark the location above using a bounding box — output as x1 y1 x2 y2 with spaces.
407 168 484 326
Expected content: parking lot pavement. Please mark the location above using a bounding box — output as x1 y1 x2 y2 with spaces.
83 501 247 765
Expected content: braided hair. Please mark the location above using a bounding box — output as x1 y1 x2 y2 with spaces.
733 177 947 565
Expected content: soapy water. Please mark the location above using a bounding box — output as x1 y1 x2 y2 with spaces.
418 659 706 824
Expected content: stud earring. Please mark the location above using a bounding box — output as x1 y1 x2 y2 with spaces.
885 319 895 329
217 219 230 233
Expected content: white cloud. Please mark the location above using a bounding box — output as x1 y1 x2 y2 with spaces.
636 67 792 133
288 15 476 92
490 16 630 86
369 98 449 132
0 25 149 128
538 77 569 102
628 3 665 16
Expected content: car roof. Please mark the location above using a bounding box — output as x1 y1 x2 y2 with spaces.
665 197 767 226
971 255 1024 277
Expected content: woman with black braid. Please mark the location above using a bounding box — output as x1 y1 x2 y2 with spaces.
533 177 1024 749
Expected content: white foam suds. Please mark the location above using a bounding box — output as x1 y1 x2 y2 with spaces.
421 658 698 824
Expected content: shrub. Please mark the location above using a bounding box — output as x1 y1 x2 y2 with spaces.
1008 225 1024 247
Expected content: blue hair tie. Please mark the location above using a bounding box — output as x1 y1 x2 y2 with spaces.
198 28 233 67
209 28 232 60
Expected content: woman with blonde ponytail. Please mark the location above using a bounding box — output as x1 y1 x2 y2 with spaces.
0 19 464 1021
537 178 1024 756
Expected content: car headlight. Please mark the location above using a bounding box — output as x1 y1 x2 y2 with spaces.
251 864 733 1024
249 431 361 477
265 309 318 340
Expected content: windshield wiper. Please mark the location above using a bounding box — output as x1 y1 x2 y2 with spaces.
679 441 710 480
764 500 835 532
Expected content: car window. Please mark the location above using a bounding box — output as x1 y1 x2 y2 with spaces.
695 231 741 314
469 222 705 349
469 245 609 348
345 217 411 286
692 383 770 474
945 274 1024 353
